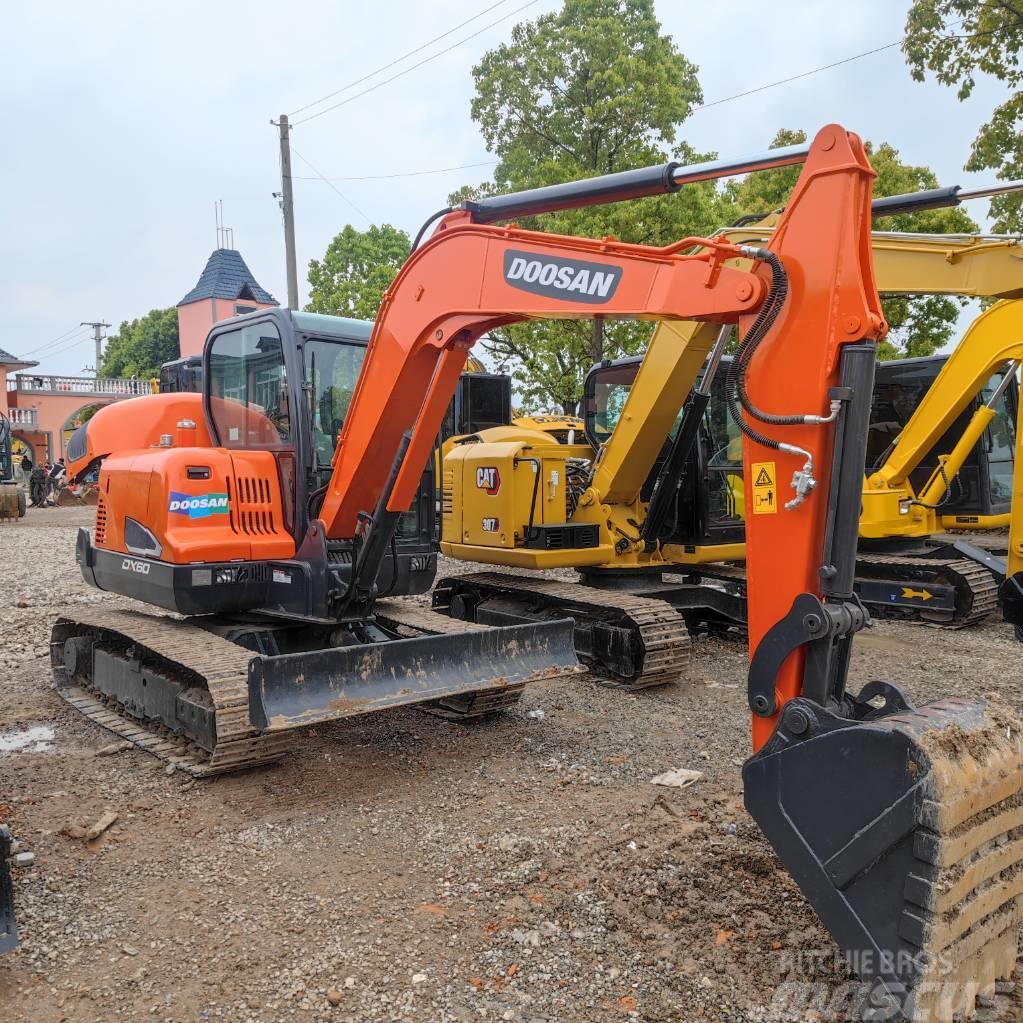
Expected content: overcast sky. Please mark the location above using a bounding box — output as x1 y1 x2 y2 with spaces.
5 0 1010 376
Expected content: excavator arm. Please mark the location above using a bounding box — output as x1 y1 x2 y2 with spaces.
318 221 768 604
861 298 1023 537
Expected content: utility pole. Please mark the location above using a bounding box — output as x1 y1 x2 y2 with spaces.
81 321 111 377
275 114 299 310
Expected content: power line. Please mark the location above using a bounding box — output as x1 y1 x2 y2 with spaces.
287 37 899 190
292 0 542 127
290 0 515 118
292 159 499 182
291 146 371 223
20 324 90 358
39 331 95 359
690 40 903 114
690 18 973 116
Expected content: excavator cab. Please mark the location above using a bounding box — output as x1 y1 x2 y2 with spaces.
867 354 1018 529
582 350 1019 544
0 411 27 520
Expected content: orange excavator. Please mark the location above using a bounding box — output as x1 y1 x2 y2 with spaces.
60 126 1022 1017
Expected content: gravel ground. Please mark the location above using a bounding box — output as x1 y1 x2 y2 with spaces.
1 506 1020 1022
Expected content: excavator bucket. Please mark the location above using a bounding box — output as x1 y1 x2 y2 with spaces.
0 825 17 955
745 683 1023 1020
248 619 580 731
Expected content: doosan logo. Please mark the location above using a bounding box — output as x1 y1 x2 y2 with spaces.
503 249 623 305
168 491 229 519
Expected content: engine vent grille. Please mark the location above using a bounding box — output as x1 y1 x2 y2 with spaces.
227 474 278 536
442 469 455 517
94 495 108 545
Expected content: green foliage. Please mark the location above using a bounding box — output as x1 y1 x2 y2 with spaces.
101 308 179 378
306 224 411 320
454 0 716 412
903 0 1023 230
720 129 978 360
72 404 103 425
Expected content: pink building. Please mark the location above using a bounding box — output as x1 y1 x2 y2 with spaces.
0 346 44 461
177 248 279 357
3 246 279 462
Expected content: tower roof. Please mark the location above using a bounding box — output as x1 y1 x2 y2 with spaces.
178 248 278 307
0 345 37 370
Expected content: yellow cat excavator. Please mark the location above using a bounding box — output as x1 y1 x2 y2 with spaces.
437 224 1023 673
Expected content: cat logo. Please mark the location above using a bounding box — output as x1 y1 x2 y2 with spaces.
482 517 500 533
476 466 501 495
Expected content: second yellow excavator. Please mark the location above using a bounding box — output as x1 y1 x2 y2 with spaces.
436 223 1023 685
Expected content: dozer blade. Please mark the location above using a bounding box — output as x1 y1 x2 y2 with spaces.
744 684 1023 1021
248 618 579 731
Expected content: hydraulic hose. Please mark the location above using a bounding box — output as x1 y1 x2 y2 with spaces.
724 248 792 452
412 207 453 251
724 248 836 509
730 250 804 428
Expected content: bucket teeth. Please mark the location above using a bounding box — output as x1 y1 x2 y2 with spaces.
744 693 1023 1023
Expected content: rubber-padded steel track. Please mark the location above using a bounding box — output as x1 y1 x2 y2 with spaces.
52 609 292 777
856 554 999 627
434 572 690 689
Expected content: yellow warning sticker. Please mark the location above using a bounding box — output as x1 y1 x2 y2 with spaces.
751 461 777 515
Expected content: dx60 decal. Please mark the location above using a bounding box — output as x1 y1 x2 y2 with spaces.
476 466 501 495
503 250 623 304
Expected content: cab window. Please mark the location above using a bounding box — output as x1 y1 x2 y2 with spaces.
207 323 292 448
304 338 366 467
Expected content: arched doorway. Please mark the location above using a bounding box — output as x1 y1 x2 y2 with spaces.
61 404 104 456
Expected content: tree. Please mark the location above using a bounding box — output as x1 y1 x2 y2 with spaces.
454 0 718 413
306 224 411 319
719 130 979 359
903 0 1023 231
101 308 179 378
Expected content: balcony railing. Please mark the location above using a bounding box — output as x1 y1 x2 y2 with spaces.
6 407 37 426
10 374 158 397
